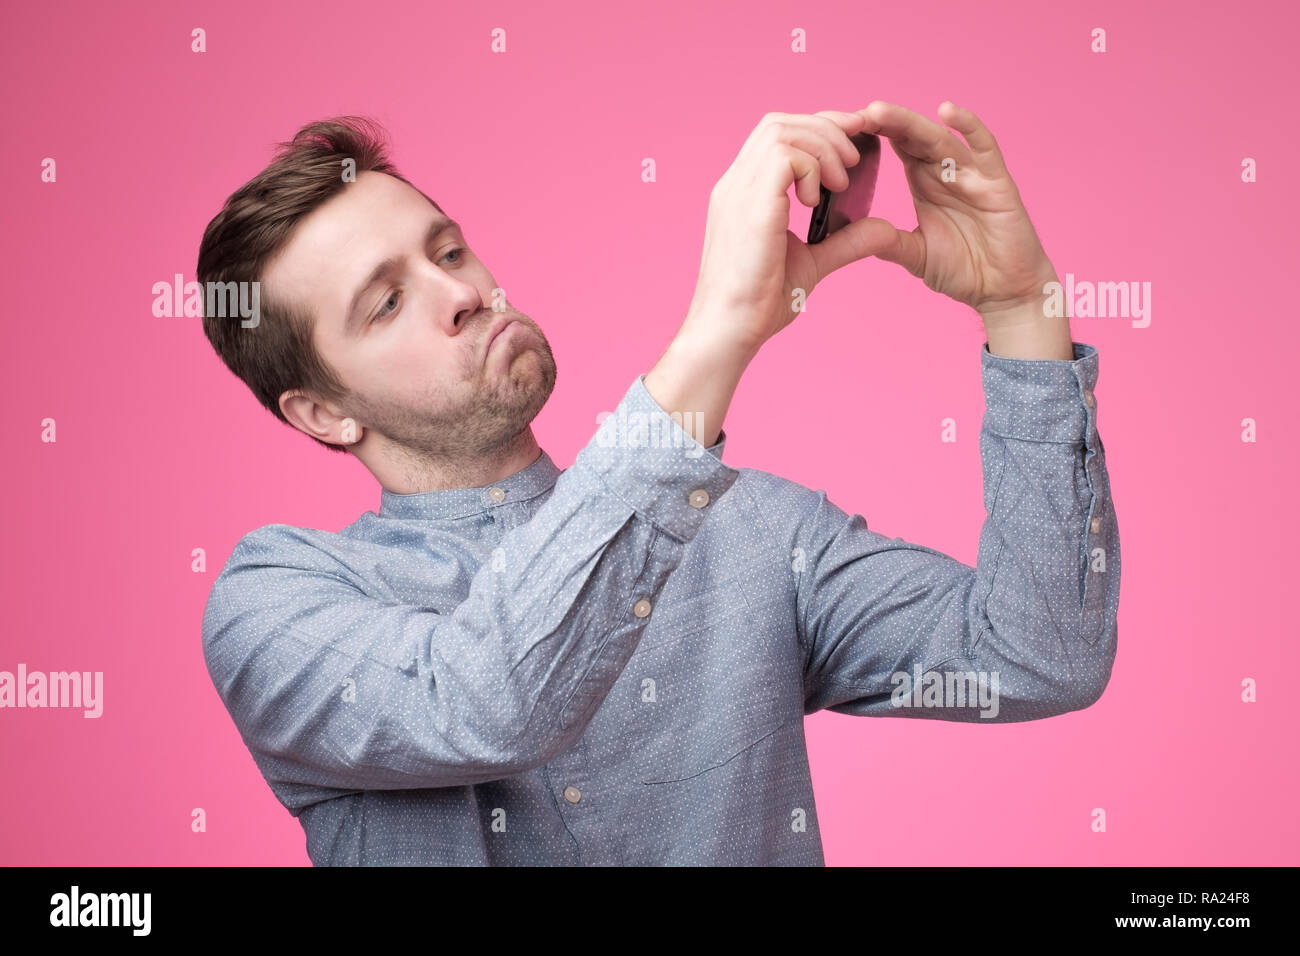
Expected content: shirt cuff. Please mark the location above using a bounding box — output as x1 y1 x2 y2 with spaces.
980 341 1100 444
572 373 740 542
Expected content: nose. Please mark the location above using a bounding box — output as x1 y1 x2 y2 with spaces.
439 279 484 332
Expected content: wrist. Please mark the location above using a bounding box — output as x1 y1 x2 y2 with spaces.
644 329 752 448
680 298 767 365
979 305 1073 360
673 308 763 370
976 268 1074 360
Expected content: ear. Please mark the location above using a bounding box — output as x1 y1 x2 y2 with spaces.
280 390 362 447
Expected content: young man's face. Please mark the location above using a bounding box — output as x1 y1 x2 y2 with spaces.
265 170 556 461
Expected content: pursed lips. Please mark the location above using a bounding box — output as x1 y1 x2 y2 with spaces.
484 318 518 362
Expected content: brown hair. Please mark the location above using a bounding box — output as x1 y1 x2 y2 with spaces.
197 115 441 453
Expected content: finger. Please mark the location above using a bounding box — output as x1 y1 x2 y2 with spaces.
756 141 831 208
856 100 973 169
871 222 926 277
804 216 926 283
740 122 853 205
740 113 860 190
768 111 869 169
742 111 866 169
936 101 1008 177
808 109 870 165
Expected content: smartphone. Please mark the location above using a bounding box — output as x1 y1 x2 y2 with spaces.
807 132 881 245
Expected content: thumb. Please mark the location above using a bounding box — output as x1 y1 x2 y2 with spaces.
807 216 926 282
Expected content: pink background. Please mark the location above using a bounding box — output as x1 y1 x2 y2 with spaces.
2 0 1296 865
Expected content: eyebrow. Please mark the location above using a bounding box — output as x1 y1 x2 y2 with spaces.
344 215 460 333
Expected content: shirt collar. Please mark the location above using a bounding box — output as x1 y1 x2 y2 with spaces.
378 448 564 521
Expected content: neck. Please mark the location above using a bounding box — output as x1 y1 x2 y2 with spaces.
365 428 543 495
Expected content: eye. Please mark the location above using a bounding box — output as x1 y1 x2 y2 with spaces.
369 247 466 325
372 290 401 322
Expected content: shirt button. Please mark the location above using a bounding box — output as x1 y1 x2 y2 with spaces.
1083 389 1095 408
488 487 506 502
632 598 652 618
563 785 581 804
1090 516 1101 533
688 489 710 509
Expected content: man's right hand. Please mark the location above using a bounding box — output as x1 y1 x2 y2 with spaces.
679 108 888 359
643 109 886 449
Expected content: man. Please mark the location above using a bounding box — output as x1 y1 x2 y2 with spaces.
198 102 1119 865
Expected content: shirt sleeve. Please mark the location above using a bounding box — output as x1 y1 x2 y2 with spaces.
201 373 738 806
797 341 1119 722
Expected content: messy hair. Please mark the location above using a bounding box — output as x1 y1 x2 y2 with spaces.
197 116 442 453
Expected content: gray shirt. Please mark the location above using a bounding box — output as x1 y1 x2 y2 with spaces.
202 340 1119 865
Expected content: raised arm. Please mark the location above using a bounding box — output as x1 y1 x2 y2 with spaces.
791 98 1119 720
796 340 1118 721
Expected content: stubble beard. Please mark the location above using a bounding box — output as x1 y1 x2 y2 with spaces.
346 313 558 464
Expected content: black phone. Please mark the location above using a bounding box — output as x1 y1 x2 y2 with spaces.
807 132 881 245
